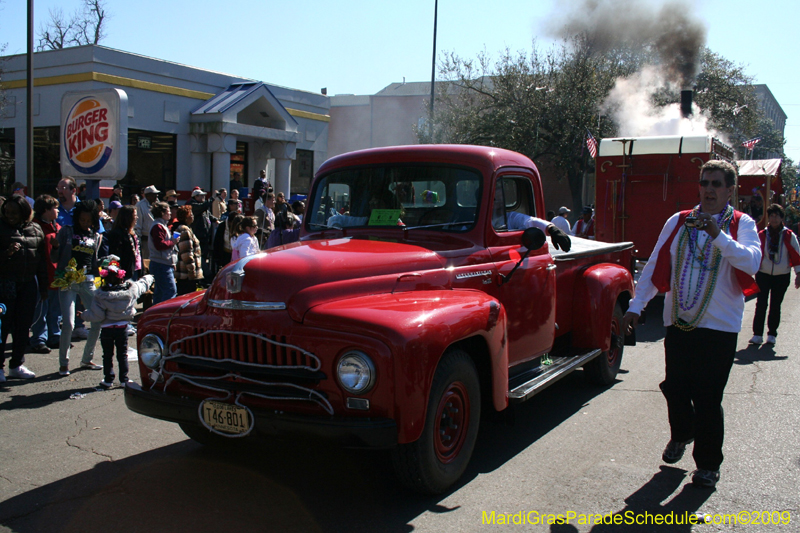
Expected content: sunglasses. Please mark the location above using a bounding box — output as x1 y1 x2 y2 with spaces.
699 179 726 188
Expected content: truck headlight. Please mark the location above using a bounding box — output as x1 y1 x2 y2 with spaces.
337 351 376 394
140 334 164 369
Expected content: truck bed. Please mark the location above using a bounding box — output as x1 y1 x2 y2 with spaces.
549 236 634 261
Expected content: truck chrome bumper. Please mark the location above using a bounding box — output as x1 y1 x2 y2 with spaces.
124 382 398 449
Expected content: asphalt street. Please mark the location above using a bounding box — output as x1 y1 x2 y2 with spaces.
1 289 799 533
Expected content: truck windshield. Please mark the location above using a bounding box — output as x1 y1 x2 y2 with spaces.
307 165 482 232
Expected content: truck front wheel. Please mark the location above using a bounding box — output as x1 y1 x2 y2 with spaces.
391 349 481 494
584 302 624 385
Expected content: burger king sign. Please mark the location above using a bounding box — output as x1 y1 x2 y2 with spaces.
60 88 128 180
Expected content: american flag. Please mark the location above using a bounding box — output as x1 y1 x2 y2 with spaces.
586 132 598 159
741 137 761 150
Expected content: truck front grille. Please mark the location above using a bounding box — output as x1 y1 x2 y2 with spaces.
171 329 321 372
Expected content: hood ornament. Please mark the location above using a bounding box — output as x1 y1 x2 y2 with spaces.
225 253 264 294
226 270 244 293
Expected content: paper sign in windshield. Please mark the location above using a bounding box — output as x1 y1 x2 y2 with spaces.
368 209 402 226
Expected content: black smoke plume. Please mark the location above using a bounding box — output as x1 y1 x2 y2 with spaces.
545 0 707 87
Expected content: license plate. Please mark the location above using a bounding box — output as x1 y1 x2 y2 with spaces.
200 400 251 435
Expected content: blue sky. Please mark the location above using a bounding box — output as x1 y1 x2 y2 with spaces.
2 0 798 163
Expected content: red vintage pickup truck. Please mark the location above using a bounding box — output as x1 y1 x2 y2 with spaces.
125 144 635 494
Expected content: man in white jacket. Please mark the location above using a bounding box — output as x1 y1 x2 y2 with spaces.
622 160 761 489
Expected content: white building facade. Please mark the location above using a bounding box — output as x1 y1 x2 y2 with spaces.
0 45 329 200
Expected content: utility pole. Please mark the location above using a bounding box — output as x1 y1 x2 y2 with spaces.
429 0 438 141
27 0 35 196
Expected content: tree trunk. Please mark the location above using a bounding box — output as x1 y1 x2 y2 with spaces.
567 166 585 224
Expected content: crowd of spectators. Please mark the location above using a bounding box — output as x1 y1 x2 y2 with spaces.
0 174 305 385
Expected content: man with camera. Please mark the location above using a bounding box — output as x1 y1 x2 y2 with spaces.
622 160 761 489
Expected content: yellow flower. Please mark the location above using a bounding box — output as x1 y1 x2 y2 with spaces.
50 258 88 290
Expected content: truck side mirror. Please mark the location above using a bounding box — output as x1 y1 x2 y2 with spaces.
521 227 546 250
499 227 547 286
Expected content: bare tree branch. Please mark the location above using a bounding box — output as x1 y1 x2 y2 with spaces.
88 0 108 44
37 7 75 51
36 0 109 51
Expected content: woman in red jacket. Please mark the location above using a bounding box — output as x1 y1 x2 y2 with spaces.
30 195 62 352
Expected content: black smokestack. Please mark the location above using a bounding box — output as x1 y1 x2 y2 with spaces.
680 89 693 118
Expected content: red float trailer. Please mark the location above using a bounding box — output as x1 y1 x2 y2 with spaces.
594 135 735 260
735 159 783 229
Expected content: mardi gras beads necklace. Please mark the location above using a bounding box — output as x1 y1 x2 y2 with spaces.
671 204 733 331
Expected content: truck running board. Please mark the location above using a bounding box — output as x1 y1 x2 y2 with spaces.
508 349 602 403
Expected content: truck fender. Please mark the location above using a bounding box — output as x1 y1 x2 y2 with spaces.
303 290 508 444
571 263 634 352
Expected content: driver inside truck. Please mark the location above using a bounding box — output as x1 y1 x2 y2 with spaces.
491 183 571 251
328 179 405 228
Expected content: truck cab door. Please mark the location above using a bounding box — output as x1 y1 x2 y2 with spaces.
486 175 556 366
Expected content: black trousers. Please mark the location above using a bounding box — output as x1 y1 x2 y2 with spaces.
176 278 198 296
0 279 38 369
100 327 129 382
661 326 737 471
753 272 791 337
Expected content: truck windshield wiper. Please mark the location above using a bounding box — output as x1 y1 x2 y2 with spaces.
402 221 475 232
307 222 344 231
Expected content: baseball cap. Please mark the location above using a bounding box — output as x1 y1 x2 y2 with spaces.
191 188 207 198
144 185 160 195
108 200 123 210
582 206 593 214
558 206 571 215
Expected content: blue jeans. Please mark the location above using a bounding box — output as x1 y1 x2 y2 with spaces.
150 261 176 305
30 290 62 346
58 281 101 367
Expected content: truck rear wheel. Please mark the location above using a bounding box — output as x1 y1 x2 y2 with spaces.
584 302 624 385
391 349 481 494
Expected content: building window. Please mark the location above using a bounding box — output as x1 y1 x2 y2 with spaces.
230 141 248 189
292 149 314 196
6 127 176 200
123 129 176 198
0 128 15 196
34 127 61 198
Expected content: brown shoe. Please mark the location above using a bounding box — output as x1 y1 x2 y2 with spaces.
29 344 52 354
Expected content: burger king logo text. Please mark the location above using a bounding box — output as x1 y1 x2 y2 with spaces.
64 97 113 174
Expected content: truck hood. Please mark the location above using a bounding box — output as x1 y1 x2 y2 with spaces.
205 237 450 321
